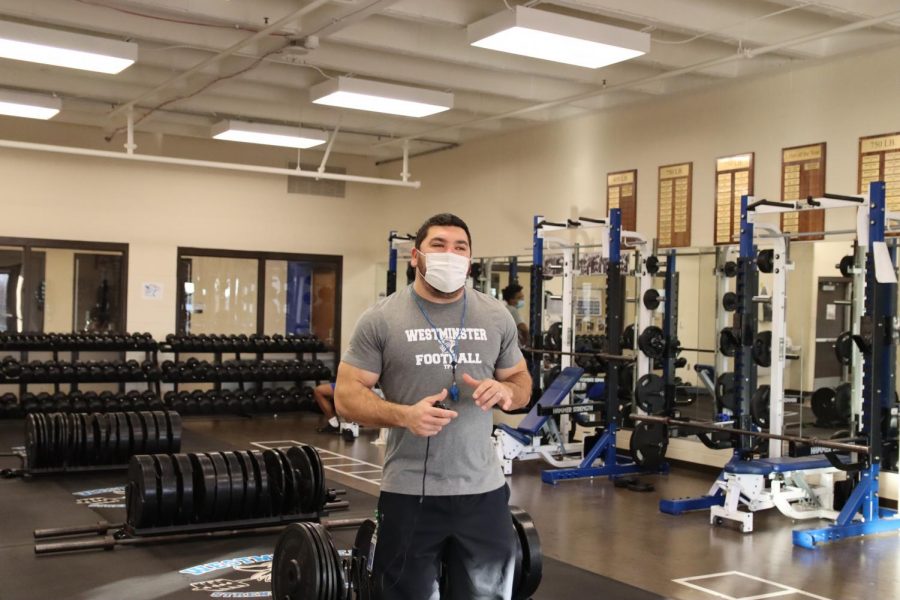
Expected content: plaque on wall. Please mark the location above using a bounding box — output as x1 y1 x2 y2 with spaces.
607 170 637 232
714 153 755 245
859 132 900 213
657 162 692 248
781 143 826 240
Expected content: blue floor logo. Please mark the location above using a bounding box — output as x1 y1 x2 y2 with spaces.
73 486 126 509
180 555 273 598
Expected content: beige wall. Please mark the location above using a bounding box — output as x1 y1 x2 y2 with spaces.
0 119 390 351
377 42 900 250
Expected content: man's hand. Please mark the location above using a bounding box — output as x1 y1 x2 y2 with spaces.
403 389 459 437
462 373 514 411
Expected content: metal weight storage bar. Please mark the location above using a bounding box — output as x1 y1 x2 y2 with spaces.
33 444 352 554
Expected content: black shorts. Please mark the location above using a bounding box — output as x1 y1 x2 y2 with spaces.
372 484 516 600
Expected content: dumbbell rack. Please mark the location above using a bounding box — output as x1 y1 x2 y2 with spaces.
158 334 332 415
0 333 160 418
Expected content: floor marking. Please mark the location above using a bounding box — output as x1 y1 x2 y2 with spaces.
673 571 832 600
251 440 383 487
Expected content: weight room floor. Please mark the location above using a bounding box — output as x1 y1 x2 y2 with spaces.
1 414 897 600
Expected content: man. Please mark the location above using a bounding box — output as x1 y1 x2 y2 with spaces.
501 283 529 348
312 382 359 439
335 213 532 600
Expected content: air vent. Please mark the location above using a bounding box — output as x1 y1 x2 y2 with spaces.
287 162 346 198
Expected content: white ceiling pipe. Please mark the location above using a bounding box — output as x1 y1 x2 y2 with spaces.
0 138 421 188
374 6 900 148
107 0 334 120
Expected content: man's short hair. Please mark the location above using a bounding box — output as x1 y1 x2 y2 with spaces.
502 283 523 302
414 213 472 249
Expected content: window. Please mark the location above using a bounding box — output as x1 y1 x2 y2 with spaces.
0 238 128 333
176 248 342 350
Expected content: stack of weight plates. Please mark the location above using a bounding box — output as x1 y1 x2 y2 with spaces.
125 444 326 530
25 411 181 471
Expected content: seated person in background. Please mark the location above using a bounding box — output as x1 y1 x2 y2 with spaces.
313 382 359 438
501 283 529 348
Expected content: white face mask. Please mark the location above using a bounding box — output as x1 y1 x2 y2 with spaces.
422 252 470 293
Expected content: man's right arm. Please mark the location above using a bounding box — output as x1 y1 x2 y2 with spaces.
334 362 458 437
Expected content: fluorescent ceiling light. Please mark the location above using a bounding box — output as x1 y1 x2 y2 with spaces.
211 120 327 149
0 20 137 74
310 77 453 118
467 6 650 69
0 89 60 120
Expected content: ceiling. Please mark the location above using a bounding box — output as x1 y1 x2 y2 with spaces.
0 0 899 163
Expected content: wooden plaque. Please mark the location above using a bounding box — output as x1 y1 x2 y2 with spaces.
607 169 637 231
781 143 826 240
859 132 900 212
657 162 692 248
714 153 755 245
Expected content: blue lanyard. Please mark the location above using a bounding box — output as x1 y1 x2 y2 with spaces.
413 289 467 401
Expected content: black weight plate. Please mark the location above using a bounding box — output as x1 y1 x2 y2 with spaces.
722 291 739 312
635 374 666 415
235 451 258 519
140 411 158 455
751 385 770 429
25 414 39 469
272 522 323 600
835 382 852 424
638 326 665 359
57 413 70 468
103 412 118 465
752 331 773 368
274 448 299 515
839 254 854 278
220 451 245 521
189 453 217 523
287 446 316 514
82 414 95 467
206 452 231 523
151 411 170 454
165 411 182 453
718 327 740 358
115 412 130 464
263 449 286 517
63 414 76 468
127 455 158 529
834 331 853 367
154 454 178 527
756 249 774 273
510 506 542 600
629 422 668 470
44 414 56 468
172 453 195 524
716 372 738 412
811 387 837 425
93 412 110 465
33 413 45 468
300 444 326 513
352 520 376 600
249 450 271 518
314 519 338 600
126 412 144 458
305 518 330 600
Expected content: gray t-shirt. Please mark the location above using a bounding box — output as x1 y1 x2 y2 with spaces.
505 303 525 327
342 285 523 496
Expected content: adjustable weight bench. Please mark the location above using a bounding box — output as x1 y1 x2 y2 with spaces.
712 454 851 532
493 367 584 475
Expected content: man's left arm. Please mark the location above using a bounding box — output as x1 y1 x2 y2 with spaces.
461 359 531 411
